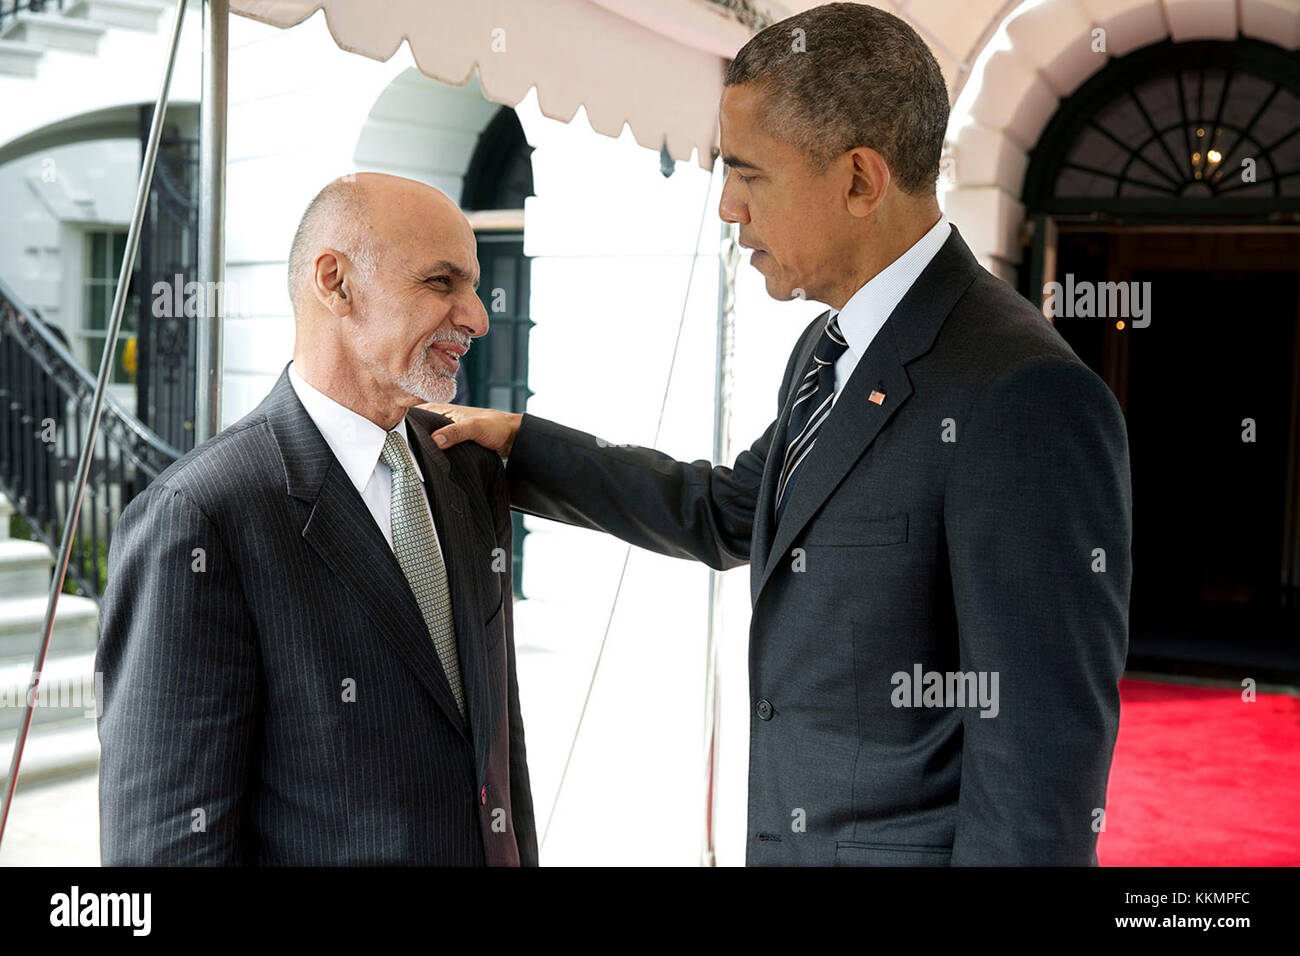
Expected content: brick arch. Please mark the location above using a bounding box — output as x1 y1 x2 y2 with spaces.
942 0 1300 282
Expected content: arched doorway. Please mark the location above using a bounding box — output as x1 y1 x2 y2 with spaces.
1020 38 1300 680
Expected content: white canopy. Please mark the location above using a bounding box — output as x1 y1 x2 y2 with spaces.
228 0 781 167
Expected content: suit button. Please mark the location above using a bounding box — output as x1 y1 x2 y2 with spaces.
481 785 487 805
756 698 773 720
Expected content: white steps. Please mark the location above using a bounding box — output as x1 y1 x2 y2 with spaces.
0 537 57 597
0 0 172 76
0 494 100 788
0 651 98 733
1 720 100 785
65 0 167 33
0 594 99 661
0 37 41 77
0 11 107 55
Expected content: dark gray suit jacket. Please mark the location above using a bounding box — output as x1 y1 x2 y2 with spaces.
97 369 537 866
506 227 1130 865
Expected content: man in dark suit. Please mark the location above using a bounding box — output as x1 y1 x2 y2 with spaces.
429 4 1130 865
97 173 536 865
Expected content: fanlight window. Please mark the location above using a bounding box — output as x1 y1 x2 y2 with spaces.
1025 40 1300 214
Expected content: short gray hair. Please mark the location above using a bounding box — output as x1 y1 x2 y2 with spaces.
724 2 948 195
287 177 381 314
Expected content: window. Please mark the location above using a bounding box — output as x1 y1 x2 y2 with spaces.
1023 39 1300 220
465 234 531 414
82 230 138 385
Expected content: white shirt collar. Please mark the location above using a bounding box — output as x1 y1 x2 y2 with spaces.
833 215 952 357
287 362 422 492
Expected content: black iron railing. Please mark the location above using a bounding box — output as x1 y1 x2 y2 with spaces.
0 1 65 32
136 109 199 453
0 276 181 599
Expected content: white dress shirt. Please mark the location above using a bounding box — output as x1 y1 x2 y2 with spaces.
831 215 952 402
287 362 442 555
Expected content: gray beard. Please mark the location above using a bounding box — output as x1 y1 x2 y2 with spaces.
396 344 457 404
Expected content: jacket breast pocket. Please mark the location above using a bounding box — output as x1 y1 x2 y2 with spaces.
834 841 951 866
803 512 908 548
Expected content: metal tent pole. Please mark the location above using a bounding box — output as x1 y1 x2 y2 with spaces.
0 0 191 852
195 0 227 442
702 218 739 866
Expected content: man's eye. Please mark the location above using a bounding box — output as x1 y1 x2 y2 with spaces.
427 276 451 287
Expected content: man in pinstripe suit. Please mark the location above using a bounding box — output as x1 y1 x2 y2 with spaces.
97 173 537 865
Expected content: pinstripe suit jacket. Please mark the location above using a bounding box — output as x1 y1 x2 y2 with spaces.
97 369 537 866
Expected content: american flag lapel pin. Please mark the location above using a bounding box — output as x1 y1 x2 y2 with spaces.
868 389 886 406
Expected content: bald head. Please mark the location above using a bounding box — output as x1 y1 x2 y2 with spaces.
287 172 475 316
287 172 488 427
289 176 375 316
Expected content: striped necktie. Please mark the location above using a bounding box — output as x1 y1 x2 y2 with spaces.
380 430 466 718
775 313 851 523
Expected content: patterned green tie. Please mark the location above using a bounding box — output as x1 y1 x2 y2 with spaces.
380 430 466 718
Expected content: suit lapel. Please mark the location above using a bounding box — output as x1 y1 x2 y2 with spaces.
264 370 470 740
406 408 497 775
756 335 914 598
753 226 984 602
750 312 825 605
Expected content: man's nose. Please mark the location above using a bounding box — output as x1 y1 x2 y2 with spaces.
460 293 489 339
718 181 749 225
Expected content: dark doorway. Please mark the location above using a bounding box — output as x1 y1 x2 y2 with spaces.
1019 37 1300 681
1051 229 1300 680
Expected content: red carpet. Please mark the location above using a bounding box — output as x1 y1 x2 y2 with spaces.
1097 678 1300 865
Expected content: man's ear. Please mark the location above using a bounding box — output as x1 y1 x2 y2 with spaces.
845 147 891 218
312 249 353 319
